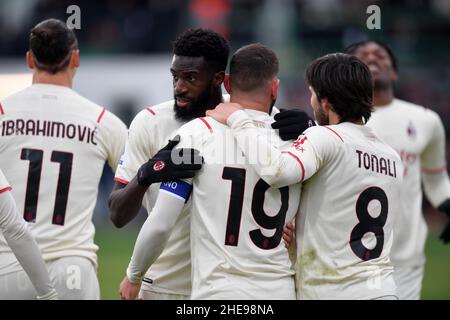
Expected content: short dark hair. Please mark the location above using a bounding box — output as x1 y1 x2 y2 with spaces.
172 28 229 72
29 19 78 74
344 40 398 73
229 43 279 92
306 53 373 123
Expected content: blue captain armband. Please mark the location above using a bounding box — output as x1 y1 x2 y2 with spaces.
160 180 192 203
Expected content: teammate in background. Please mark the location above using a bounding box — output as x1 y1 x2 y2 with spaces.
109 28 231 300
0 19 127 299
345 41 450 300
0 168 57 300
121 43 301 300
208 53 403 300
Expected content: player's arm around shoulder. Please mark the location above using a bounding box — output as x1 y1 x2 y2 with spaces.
277 125 336 184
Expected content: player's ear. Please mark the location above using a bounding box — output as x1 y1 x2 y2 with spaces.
70 49 80 69
26 51 35 70
322 98 332 112
213 70 225 88
390 69 398 82
223 74 231 94
271 78 280 100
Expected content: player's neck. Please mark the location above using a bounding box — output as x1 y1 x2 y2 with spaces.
32 70 73 89
207 89 224 110
230 94 270 114
373 87 394 107
329 111 364 126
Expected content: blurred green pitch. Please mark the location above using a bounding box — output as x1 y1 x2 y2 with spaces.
95 229 450 300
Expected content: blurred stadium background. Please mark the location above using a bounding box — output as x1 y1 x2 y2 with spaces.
0 0 449 299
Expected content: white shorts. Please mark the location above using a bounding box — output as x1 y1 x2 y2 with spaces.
393 264 424 300
139 280 189 300
0 256 99 300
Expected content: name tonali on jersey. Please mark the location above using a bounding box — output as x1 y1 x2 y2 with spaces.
356 149 398 178
1 118 98 145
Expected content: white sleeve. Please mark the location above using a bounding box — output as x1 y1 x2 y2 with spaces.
126 179 192 283
102 111 128 172
227 110 323 188
0 191 57 299
421 111 450 207
114 110 155 183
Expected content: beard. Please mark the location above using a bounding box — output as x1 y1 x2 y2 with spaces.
372 72 394 92
314 104 329 126
373 78 392 91
174 88 212 123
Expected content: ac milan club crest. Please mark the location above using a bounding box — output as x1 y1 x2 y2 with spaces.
153 160 165 171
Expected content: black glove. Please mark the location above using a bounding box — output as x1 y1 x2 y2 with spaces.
271 108 315 141
438 199 450 244
137 135 203 187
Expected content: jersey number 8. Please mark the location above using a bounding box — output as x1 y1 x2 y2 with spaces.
350 186 388 261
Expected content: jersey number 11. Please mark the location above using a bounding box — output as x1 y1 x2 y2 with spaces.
21 148 73 226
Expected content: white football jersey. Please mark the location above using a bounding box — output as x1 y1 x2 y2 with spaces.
175 109 300 300
227 110 403 299
366 99 448 266
115 96 247 296
0 84 127 275
115 100 191 295
0 168 11 194
289 123 402 299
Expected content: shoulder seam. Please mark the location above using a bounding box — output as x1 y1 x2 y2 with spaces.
283 151 305 182
0 186 12 194
324 126 344 143
146 106 156 116
97 107 106 124
198 117 213 134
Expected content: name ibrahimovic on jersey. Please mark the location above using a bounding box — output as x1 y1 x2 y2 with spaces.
1 118 98 145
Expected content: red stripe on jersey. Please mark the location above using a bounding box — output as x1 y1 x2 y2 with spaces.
97 108 106 123
147 107 156 116
0 103 4 115
114 177 129 185
324 126 344 143
199 117 213 133
422 163 448 174
0 186 12 194
284 151 305 182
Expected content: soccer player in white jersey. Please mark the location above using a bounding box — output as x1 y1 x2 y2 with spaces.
208 53 404 300
345 41 450 300
109 28 231 300
0 168 57 300
0 19 127 299
121 43 301 300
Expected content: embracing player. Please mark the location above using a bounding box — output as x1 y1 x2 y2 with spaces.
122 43 301 300
111 29 307 299
208 53 403 300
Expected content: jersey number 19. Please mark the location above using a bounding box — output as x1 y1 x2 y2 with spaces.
222 167 289 250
